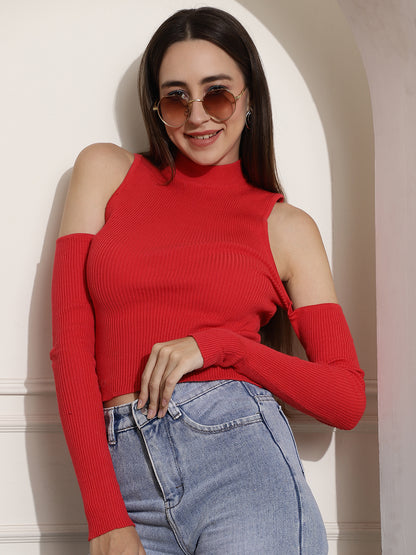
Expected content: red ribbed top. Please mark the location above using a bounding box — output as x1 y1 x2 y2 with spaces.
50 153 365 539
86 153 286 400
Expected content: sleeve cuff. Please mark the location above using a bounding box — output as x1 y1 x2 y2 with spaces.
190 328 246 368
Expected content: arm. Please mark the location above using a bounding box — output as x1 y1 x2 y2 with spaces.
190 303 365 429
50 144 138 540
137 203 365 429
190 204 366 429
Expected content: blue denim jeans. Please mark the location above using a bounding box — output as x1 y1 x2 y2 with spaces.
104 380 328 554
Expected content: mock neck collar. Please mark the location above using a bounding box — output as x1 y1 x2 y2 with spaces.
172 152 248 189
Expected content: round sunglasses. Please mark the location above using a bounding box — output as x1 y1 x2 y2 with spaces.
153 87 247 128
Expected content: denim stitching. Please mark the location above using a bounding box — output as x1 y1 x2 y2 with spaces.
256 398 304 553
179 412 263 434
173 379 231 406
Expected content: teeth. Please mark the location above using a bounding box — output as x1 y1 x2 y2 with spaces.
192 132 217 140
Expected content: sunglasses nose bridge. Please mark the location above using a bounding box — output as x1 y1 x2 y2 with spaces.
186 97 210 122
187 98 204 106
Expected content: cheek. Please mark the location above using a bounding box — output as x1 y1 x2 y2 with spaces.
165 127 179 146
231 106 248 134
235 96 250 124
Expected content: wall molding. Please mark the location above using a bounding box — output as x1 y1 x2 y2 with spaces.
0 524 87 543
0 522 380 544
286 378 378 433
365 378 378 397
0 377 378 397
0 377 55 396
0 414 62 433
289 413 378 433
0 412 378 434
326 521 381 542
0 379 378 433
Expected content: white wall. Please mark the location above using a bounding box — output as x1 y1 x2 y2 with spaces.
338 1 416 553
0 1 379 553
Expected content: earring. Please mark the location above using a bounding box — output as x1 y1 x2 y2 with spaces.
245 109 252 129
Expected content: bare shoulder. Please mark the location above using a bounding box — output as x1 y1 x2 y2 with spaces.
268 202 323 276
269 201 320 236
59 143 135 237
268 202 338 308
73 143 135 183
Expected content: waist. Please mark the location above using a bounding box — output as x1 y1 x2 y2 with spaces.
101 370 264 406
103 392 139 408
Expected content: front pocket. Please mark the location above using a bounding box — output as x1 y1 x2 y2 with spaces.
173 380 262 433
179 409 262 433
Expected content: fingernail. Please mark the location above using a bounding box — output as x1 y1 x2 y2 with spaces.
147 409 155 420
136 399 144 409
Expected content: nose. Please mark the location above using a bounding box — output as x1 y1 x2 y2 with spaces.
187 98 211 126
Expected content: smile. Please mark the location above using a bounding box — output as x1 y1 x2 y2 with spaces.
185 130 222 140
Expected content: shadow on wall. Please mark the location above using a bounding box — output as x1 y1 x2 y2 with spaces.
114 55 149 154
24 54 148 553
25 168 89 552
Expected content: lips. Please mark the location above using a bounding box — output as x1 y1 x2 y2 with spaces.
185 129 222 147
186 129 221 139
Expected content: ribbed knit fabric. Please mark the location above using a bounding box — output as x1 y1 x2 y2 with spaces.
190 303 366 429
85 153 287 399
50 234 134 539
50 152 365 539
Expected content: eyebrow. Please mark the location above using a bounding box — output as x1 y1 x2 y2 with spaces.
160 74 233 89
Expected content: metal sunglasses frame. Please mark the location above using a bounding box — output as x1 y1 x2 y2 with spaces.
152 87 247 128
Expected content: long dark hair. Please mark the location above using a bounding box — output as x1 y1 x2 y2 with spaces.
138 7 291 353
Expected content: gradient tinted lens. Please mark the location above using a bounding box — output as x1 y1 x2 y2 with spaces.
158 89 236 127
203 89 235 122
159 96 189 127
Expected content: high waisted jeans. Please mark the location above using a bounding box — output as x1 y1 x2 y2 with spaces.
104 380 328 554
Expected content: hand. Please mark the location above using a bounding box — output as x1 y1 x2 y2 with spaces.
89 526 145 555
138 336 204 419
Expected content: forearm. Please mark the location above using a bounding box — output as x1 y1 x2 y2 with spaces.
51 234 133 539
191 303 366 430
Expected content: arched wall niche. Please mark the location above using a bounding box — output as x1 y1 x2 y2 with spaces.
238 0 377 381
0 0 381 553
234 3 380 552
338 1 416 553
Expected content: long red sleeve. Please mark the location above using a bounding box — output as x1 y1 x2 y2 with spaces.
49 153 366 536
190 303 366 430
50 234 134 540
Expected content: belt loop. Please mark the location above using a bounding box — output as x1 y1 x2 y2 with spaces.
105 407 116 445
241 381 272 399
167 398 182 420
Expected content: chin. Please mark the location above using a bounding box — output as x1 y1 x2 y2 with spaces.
181 147 238 167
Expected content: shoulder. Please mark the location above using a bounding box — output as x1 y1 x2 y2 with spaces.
59 143 135 237
73 143 135 186
268 202 337 307
268 202 324 275
268 201 319 238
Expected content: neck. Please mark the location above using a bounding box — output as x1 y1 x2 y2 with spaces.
173 152 247 188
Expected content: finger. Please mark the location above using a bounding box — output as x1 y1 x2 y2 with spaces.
150 347 184 418
137 348 159 409
157 340 204 418
158 350 195 418
157 367 183 418
147 344 175 418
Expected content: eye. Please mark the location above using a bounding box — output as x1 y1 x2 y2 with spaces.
167 89 189 101
206 84 227 93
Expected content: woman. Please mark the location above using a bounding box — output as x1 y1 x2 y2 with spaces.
50 7 366 555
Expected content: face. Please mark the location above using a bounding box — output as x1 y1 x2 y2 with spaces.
158 39 249 166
